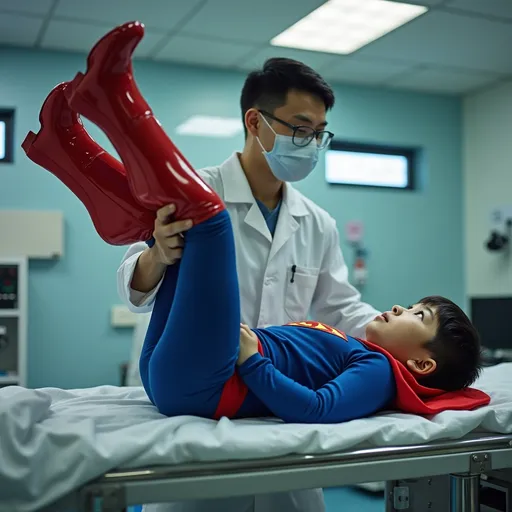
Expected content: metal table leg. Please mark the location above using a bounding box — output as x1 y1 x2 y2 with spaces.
450 474 480 512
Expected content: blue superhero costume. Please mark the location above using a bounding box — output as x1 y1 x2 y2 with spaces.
237 324 395 423
139 210 490 423
139 210 396 423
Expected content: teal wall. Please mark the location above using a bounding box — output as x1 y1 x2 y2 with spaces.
0 47 464 390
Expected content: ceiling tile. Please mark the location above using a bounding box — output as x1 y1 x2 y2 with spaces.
154 34 257 67
0 13 43 47
356 10 512 74
386 67 504 94
446 0 512 20
237 46 337 72
53 0 205 31
318 57 414 85
0 0 53 16
41 20 166 58
179 0 326 43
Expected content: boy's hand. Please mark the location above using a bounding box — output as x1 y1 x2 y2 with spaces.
237 324 259 366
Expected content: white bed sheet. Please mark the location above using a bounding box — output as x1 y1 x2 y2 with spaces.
1 363 512 512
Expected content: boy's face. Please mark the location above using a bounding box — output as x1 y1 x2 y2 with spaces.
366 303 439 377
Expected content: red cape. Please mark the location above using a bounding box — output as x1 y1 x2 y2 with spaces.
358 338 490 414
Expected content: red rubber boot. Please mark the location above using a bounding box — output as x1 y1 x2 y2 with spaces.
22 82 154 245
64 21 225 225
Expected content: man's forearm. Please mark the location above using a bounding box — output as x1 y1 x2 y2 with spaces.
130 247 167 293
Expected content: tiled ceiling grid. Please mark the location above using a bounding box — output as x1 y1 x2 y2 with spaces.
0 0 512 94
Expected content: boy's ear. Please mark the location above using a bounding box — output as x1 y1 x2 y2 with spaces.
406 358 436 376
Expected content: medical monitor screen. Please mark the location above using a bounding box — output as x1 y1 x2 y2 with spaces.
470 297 512 350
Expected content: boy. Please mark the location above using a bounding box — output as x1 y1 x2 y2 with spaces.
22 21 489 424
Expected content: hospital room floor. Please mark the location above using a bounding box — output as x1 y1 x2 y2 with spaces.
126 488 384 512
324 487 384 510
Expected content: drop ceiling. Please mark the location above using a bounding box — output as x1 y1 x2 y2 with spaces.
0 0 511 95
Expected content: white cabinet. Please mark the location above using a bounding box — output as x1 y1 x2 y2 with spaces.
0 257 27 387
0 211 63 258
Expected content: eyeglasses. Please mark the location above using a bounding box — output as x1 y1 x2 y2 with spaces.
258 109 334 150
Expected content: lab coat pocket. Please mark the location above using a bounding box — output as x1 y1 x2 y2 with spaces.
285 266 320 321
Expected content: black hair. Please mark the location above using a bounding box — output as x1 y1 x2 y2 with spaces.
418 296 482 391
240 57 335 137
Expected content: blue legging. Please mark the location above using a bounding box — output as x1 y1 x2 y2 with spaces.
139 210 240 417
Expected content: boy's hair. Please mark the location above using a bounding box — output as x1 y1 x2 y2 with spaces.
418 296 482 391
240 58 335 137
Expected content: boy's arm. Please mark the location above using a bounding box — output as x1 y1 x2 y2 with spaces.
238 353 395 424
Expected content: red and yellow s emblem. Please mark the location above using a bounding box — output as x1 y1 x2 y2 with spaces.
286 321 348 341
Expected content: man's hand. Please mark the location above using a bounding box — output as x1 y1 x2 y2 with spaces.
130 204 193 294
151 204 193 265
237 324 259 366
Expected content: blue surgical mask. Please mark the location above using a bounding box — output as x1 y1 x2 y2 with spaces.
257 117 319 182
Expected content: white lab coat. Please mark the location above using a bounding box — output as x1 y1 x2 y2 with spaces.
117 152 380 512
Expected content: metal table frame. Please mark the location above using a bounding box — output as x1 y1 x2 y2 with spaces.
42 433 512 512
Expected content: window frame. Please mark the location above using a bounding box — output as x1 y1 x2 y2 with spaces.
0 109 15 164
325 140 417 191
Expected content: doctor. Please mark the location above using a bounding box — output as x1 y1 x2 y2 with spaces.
118 57 380 512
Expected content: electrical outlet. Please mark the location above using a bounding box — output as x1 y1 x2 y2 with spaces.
111 305 138 328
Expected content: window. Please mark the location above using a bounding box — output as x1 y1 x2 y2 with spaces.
0 110 14 163
325 140 416 190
